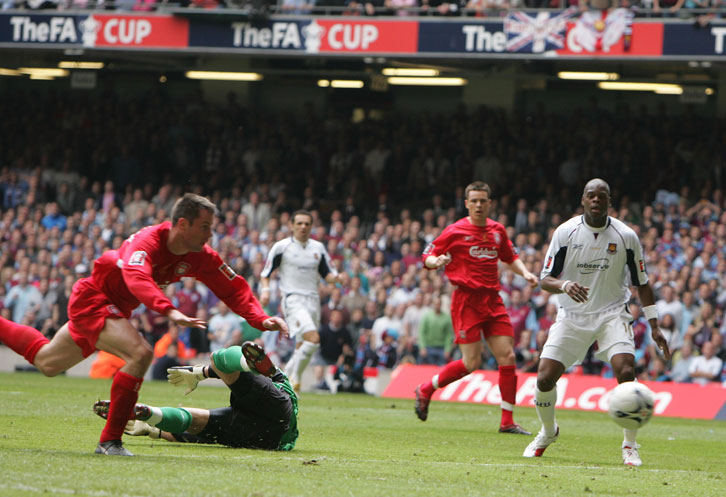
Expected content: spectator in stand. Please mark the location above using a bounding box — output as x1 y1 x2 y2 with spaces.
282 0 316 13
670 340 695 383
417 294 454 366
680 291 698 336
371 303 402 348
506 288 535 348
647 313 682 361
321 286 350 326
688 340 723 385
399 291 427 363
385 0 418 15
207 301 243 353
124 188 149 223
377 329 399 368
176 277 205 352
314 308 353 390
685 301 718 353
4 271 43 324
153 322 196 362
656 285 683 333
242 192 272 232
341 275 368 315
140 306 169 346
152 342 184 381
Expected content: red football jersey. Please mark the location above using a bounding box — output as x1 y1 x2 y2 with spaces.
88 222 268 329
422 217 516 291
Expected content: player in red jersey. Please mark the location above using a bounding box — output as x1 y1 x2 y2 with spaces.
414 181 538 435
0 193 288 456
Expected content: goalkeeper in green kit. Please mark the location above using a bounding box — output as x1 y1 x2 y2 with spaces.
93 342 298 451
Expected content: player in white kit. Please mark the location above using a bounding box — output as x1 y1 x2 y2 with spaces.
523 179 670 467
260 210 341 391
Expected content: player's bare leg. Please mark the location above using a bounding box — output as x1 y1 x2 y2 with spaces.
94 318 154 456
0 317 85 375
285 329 319 392
611 353 641 465
487 334 531 435
415 340 480 421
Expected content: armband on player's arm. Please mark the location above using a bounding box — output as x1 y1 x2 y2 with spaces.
642 305 658 322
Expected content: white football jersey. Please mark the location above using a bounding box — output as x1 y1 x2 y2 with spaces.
261 237 336 298
541 216 648 315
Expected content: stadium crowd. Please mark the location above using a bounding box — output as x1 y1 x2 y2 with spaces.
1 89 725 390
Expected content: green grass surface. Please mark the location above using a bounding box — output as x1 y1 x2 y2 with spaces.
1 372 724 497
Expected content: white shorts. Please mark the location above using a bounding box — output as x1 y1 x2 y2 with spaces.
281 294 321 340
541 308 635 369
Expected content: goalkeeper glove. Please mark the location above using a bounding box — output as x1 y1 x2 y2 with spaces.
167 365 206 395
125 420 161 439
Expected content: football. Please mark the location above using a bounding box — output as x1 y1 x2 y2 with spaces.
607 381 655 430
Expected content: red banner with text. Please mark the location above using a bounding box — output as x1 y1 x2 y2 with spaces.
86 14 188 48
383 365 726 420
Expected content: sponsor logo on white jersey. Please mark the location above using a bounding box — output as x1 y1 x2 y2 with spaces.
577 258 610 274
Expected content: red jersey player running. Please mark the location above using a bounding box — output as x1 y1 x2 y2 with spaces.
0 193 288 456
415 181 538 435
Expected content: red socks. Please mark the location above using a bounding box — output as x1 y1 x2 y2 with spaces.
0 316 49 364
499 365 517 426
421 359 469 397
100 371 144 443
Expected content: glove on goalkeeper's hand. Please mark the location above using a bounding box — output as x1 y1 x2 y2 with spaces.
167 365 206 395
125 420 161 439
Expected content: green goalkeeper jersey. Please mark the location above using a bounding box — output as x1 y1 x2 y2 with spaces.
274 373 299 451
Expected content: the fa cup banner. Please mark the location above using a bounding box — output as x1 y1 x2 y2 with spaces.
0 13 187 48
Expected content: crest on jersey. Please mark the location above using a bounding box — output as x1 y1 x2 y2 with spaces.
176 262 191 275
219 263 237 280
128 251 147 266
314 253 319 260
607 243 617 254
481 233 487 243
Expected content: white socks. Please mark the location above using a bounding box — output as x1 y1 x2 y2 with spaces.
535 386 558 437
623 429 638 447
285 341 320 384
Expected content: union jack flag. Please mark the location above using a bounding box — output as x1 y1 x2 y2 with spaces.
504 9 577 53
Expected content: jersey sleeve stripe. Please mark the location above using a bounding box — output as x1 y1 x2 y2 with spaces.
626 248 642 285
261 253 283 278
318 255 332 278
548 246 567 278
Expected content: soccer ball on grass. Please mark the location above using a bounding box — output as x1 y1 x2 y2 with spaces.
607 381 655 430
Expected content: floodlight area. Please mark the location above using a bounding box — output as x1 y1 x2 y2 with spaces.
387 77 467 87
185 71 263 81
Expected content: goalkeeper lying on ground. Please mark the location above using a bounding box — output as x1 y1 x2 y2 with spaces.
94 342 298 451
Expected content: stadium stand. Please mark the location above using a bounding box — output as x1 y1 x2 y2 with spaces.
1 90 725 386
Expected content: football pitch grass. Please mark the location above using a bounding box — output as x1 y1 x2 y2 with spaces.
1 372 724 497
